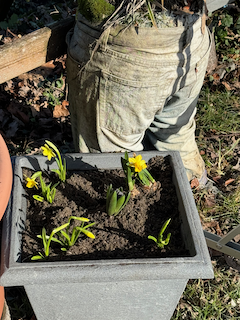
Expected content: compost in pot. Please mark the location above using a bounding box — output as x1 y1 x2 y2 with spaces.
22 142 189 262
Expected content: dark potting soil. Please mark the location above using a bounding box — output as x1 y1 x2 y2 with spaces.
22 155 190 262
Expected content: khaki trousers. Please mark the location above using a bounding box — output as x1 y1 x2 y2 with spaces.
67 13 211 181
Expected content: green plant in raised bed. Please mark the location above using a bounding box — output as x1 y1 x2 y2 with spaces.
121 152 136 192
24 172 39 190
106 184 131 216
53 216 95 251
42 140 67 183
106 152 156 215
148 218 171 249
32 216 95 260
121 152 155 191
25 171 59 204
25 140 66 203
31 224 69 260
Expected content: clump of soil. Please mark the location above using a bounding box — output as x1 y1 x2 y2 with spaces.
22 155 190 262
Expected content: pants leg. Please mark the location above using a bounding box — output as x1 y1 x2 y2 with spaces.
147 27 211 181
147 89 205 181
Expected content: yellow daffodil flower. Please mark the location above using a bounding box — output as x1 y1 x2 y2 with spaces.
25 176 38 189
128 154 147 173
41 144 56 161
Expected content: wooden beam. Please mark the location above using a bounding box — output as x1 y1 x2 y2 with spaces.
0 17 75 84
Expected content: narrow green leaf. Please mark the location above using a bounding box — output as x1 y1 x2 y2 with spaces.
39 175 46 193
106 184 113 210
115 195 126 214
142 168 155 183
69 216 89 223
147 0 157 28
71 228 82 245
69 228 77 246
148 235 157 243
31 255 44 260
50 236 64 246
163 233 171 245
158 218 171 238
45 140 59 156
127 167 134 191
31 171 42 180
138 171 150 186
119 192 131 214
42 227 47 252
82 222 95 229
33 195 44 202
53 223 70 234
63 159 67 179
107 191 117 216
60 230 71 243
52 169 61 176
55 158 61 168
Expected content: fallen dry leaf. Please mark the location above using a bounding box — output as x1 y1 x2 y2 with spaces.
222 81 232 91
62 100 69 108
233 81 240 89
212 72 220 80
234 234 240 243
213 176 222 182
204 220 222 235
210 151 217 159
224 255 240 272
190 177 199 188
232 158 240 170
53 100 70 118
225 178 235 187
204 195 216 208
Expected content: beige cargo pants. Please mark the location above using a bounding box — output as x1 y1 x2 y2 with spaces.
66 13 211 182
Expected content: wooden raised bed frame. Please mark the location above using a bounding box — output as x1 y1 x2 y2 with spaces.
0 17 74 84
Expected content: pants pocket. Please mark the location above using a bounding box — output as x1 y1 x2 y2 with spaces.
99 71 172 137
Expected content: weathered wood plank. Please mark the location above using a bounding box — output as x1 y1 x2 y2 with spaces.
0 2 235 84
0 17 75 84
